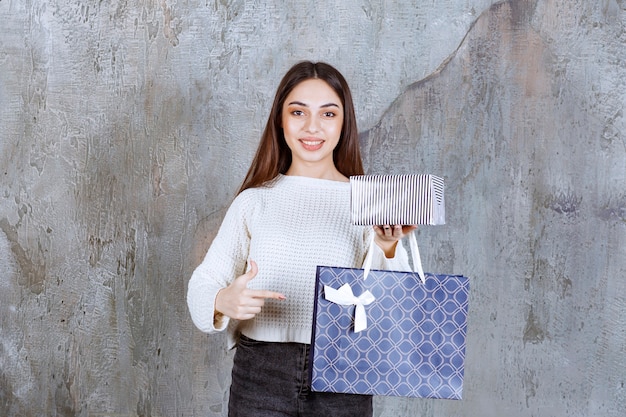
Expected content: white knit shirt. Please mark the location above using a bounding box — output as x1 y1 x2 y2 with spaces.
187 174 411 347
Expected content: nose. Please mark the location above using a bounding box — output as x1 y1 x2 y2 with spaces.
305 115 320 133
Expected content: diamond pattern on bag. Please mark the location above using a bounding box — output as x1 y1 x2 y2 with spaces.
310 266 469 399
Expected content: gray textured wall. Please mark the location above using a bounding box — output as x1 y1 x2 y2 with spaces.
1 0 624 416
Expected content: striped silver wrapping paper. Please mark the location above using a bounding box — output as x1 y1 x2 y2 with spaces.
350 174 445 226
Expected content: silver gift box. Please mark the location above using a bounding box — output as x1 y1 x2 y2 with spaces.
350 174 445 226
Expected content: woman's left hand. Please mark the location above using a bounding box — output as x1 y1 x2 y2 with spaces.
373 225 417 258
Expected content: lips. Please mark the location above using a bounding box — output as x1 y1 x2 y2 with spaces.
299 138 324 151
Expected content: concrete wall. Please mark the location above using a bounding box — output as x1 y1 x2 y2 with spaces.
1 0 624 416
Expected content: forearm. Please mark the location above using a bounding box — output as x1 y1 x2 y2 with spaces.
187 265 231 333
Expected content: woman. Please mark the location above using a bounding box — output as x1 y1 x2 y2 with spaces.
187 61 415 416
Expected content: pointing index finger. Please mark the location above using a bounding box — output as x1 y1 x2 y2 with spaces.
250 289 286 300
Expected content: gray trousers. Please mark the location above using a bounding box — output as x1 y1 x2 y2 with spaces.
228 335 373 417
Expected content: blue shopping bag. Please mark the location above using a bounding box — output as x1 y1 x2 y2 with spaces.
310 266 469 399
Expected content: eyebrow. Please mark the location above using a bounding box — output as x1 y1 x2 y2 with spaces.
287 100 340 108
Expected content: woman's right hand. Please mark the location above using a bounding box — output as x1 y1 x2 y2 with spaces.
214 260 286 320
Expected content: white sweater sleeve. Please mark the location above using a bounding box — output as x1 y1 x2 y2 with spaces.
186 192 253 333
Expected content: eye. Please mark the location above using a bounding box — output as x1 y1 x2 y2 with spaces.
323 111 336 118
291 110 305 116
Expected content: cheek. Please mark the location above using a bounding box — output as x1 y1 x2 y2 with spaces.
281 120 295 137
331 121 343 138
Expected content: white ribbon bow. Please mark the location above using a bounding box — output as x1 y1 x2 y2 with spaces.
324 283 376 332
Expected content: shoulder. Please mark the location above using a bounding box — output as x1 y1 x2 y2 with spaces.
235 177 280 202
229 187 262 215
229 177 282 214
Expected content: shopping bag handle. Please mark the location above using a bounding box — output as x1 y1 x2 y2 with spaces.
363 230 425 284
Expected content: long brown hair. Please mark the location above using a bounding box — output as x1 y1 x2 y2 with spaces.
237 61 363 194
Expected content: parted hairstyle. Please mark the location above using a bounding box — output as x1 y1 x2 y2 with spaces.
237 61 364 194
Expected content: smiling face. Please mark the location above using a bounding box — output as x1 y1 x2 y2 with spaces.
281 78 345 179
